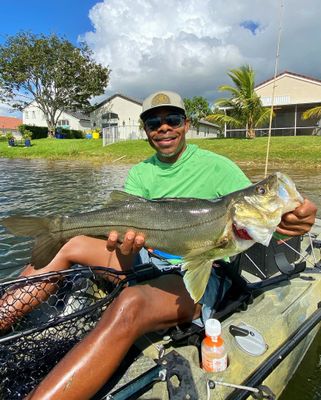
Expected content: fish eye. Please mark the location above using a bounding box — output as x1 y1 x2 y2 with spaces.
256 186 266 195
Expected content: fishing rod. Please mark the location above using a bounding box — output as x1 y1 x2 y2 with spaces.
264 0 284 177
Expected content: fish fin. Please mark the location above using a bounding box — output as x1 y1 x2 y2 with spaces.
182 258 213 303
1 216 64 269
1 216 51 236
108 190 148 203
32 234 64 269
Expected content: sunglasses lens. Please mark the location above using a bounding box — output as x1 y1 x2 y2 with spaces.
165 114 184 128
145 114 185 131
145 117 161 131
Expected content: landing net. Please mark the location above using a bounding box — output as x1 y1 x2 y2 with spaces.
0 266 122 399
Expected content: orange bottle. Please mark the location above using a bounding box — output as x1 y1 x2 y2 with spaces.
201 319 227 372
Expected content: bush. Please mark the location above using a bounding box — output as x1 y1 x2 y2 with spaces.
6 131 14 140
23 129 33 140
19 124 84 139
20 124 48 139
61 128 84 139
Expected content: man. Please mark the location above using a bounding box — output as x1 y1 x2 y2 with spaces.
8 91 317 399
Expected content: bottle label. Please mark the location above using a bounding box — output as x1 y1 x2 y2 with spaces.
202 353 227 372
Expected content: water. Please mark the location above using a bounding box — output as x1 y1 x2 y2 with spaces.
0 158 320 398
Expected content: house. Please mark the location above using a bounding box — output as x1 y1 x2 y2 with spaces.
223 71 321 137
0 116 23 135
92 93 219 143
187 119 219 138
91 93 144 142
21 94 219 141
22 101 91 132
255 71 321 136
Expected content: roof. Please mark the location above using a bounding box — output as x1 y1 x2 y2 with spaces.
199 119 220 128
0 116 23 130
255 71 321 90
94 93 143 109
65 110 90 121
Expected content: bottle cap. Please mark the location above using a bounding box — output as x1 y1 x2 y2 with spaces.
205 318 221 337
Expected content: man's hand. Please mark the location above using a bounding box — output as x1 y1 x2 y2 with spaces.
106 230 145 255
276 198 317 237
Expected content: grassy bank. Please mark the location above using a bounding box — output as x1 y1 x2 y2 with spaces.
1 136 320 168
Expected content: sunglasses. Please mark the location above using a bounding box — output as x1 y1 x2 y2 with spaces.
144 114 186 131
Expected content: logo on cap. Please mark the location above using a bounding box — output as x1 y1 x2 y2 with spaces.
151 93 171 106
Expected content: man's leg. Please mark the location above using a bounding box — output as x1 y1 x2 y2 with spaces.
28 274 201 400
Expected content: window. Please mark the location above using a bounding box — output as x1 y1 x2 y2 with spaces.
25 111 29 119
57 120 70 127
32 111 36 119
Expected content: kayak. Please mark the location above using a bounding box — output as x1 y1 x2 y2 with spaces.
101 219 321 400
0 219 320 400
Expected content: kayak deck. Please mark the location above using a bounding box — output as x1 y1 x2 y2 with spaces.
104 221 321 399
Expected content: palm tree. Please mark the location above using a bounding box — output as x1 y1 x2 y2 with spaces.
207 65 271 139
302 106 321 121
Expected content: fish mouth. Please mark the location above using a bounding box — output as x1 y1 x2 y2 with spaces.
276 172 303 209
232 224 253 240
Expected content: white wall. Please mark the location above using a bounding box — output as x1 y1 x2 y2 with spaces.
187 122 219 138
23 102 90 131
91 95 142 136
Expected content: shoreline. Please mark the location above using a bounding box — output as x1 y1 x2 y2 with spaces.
1 136 320 169
1 156 320 170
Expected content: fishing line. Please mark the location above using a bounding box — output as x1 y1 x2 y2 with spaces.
279 233 317 267
308 232 318 265
264 0 284 177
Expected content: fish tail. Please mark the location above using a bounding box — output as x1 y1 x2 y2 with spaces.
1 216 51 237
1 216 64 269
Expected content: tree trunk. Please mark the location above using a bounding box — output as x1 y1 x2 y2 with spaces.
47 120 56 138
246 128 256 139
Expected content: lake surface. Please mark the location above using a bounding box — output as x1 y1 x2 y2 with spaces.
0 157 320 399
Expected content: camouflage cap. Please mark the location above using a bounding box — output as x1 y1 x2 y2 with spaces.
140 90 186 120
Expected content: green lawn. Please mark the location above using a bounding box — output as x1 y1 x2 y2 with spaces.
0 136 320 168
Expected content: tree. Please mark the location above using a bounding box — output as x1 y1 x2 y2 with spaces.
207 65 271 139
302 106 321 121
183 96 212 133
0 32 110 136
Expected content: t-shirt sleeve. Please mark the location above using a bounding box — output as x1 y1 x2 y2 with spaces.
124 166 146 197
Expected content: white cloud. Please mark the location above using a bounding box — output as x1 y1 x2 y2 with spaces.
0 103 21 118
82 0 321 104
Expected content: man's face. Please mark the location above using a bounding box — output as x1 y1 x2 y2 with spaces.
143 107 189 163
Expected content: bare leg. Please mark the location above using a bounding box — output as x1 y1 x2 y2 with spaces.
0 236 130 331
27 274 201 400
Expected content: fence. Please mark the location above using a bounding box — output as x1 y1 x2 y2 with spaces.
225 125 318 138
102 125 145 146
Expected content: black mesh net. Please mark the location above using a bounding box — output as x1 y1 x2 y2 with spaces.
0 266 124 400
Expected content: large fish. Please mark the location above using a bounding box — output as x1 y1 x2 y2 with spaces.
1 172 303 303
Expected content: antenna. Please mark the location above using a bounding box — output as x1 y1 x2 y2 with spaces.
264 0 284 177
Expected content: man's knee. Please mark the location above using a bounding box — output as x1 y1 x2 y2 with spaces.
59 235 88 258
106 286 149 335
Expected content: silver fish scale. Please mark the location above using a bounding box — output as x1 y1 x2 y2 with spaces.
56 197 230 255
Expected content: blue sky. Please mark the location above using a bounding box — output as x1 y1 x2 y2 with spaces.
0 0 98 45
1 0 321 117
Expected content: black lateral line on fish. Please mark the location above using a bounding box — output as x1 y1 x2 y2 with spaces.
50 217 226 236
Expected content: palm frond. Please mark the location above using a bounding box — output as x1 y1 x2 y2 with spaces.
302 106 321 120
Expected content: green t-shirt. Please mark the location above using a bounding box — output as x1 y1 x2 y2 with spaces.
124 144 251 199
